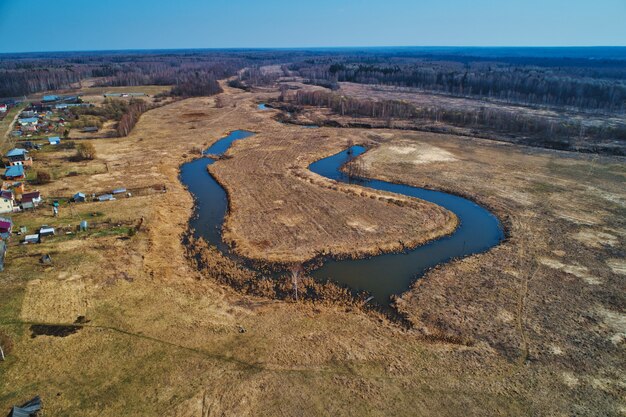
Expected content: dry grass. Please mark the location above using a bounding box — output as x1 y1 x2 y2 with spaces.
0 83 623 416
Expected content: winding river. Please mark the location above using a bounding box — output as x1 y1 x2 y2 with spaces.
181 130 504 305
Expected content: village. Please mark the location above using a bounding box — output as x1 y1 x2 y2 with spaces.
0 94 141 270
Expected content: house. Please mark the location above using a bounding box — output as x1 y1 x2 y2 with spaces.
0 191 14 214
39 226 55 237
73 192 86 202
0 104 7 113
21 191 41 207
18 117 38 126
98 194 114 202
5 148 32 167
0 217 13 239
20 110 36 118
4 165 25 180
42 95 60 102
48 136 61 145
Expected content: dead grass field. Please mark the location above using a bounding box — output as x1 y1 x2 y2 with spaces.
213 128 456 263
0 83 624 416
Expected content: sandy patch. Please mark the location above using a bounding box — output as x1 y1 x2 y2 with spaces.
572 230 619 248
539 258 601 285
385 143 458 165
606 259 626 275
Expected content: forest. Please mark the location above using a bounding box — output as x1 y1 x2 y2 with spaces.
3 48 626 114
279 89 626 154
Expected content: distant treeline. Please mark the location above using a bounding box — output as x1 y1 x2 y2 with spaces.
281 89 626 150
3 48 626 116
0 51 254 98
291 61 626 112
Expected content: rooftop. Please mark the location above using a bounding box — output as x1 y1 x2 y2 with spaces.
4 165 24 178
6 148 28 157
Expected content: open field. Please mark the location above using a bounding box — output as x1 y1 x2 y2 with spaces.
0 83 624 416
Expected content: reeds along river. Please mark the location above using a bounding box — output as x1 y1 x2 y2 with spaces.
180 130 504 306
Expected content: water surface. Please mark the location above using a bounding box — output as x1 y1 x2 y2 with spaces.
182 133 504 305
309 146 504 304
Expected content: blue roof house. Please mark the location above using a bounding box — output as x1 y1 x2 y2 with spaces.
4 165 25 180
48 136 61 145
18 117 38 125
6 148 28 158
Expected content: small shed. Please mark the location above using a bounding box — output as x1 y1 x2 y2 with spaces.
73 192 86 202
24 234 40 244
80 220 88 231
98 194 114 202
39 226 55 237
112 187 127 195
48 137 61 145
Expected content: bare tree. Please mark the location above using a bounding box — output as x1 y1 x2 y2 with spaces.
290 264 303 302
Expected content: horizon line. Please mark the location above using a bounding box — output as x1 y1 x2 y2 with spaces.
2 45 626 56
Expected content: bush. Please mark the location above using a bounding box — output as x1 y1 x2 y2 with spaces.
76 142 96 160
35 169 52 184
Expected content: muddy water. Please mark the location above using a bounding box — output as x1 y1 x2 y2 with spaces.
182 132 504 305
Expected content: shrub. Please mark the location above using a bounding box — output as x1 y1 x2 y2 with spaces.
76 142 96 160
35 169 52 184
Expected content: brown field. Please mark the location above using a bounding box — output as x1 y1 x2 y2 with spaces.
0 82 624 416
213 127 457 263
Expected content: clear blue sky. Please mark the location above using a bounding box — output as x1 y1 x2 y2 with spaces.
0 0 624 53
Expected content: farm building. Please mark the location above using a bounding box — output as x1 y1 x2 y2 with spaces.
73 192 86 202
4 165 25 180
